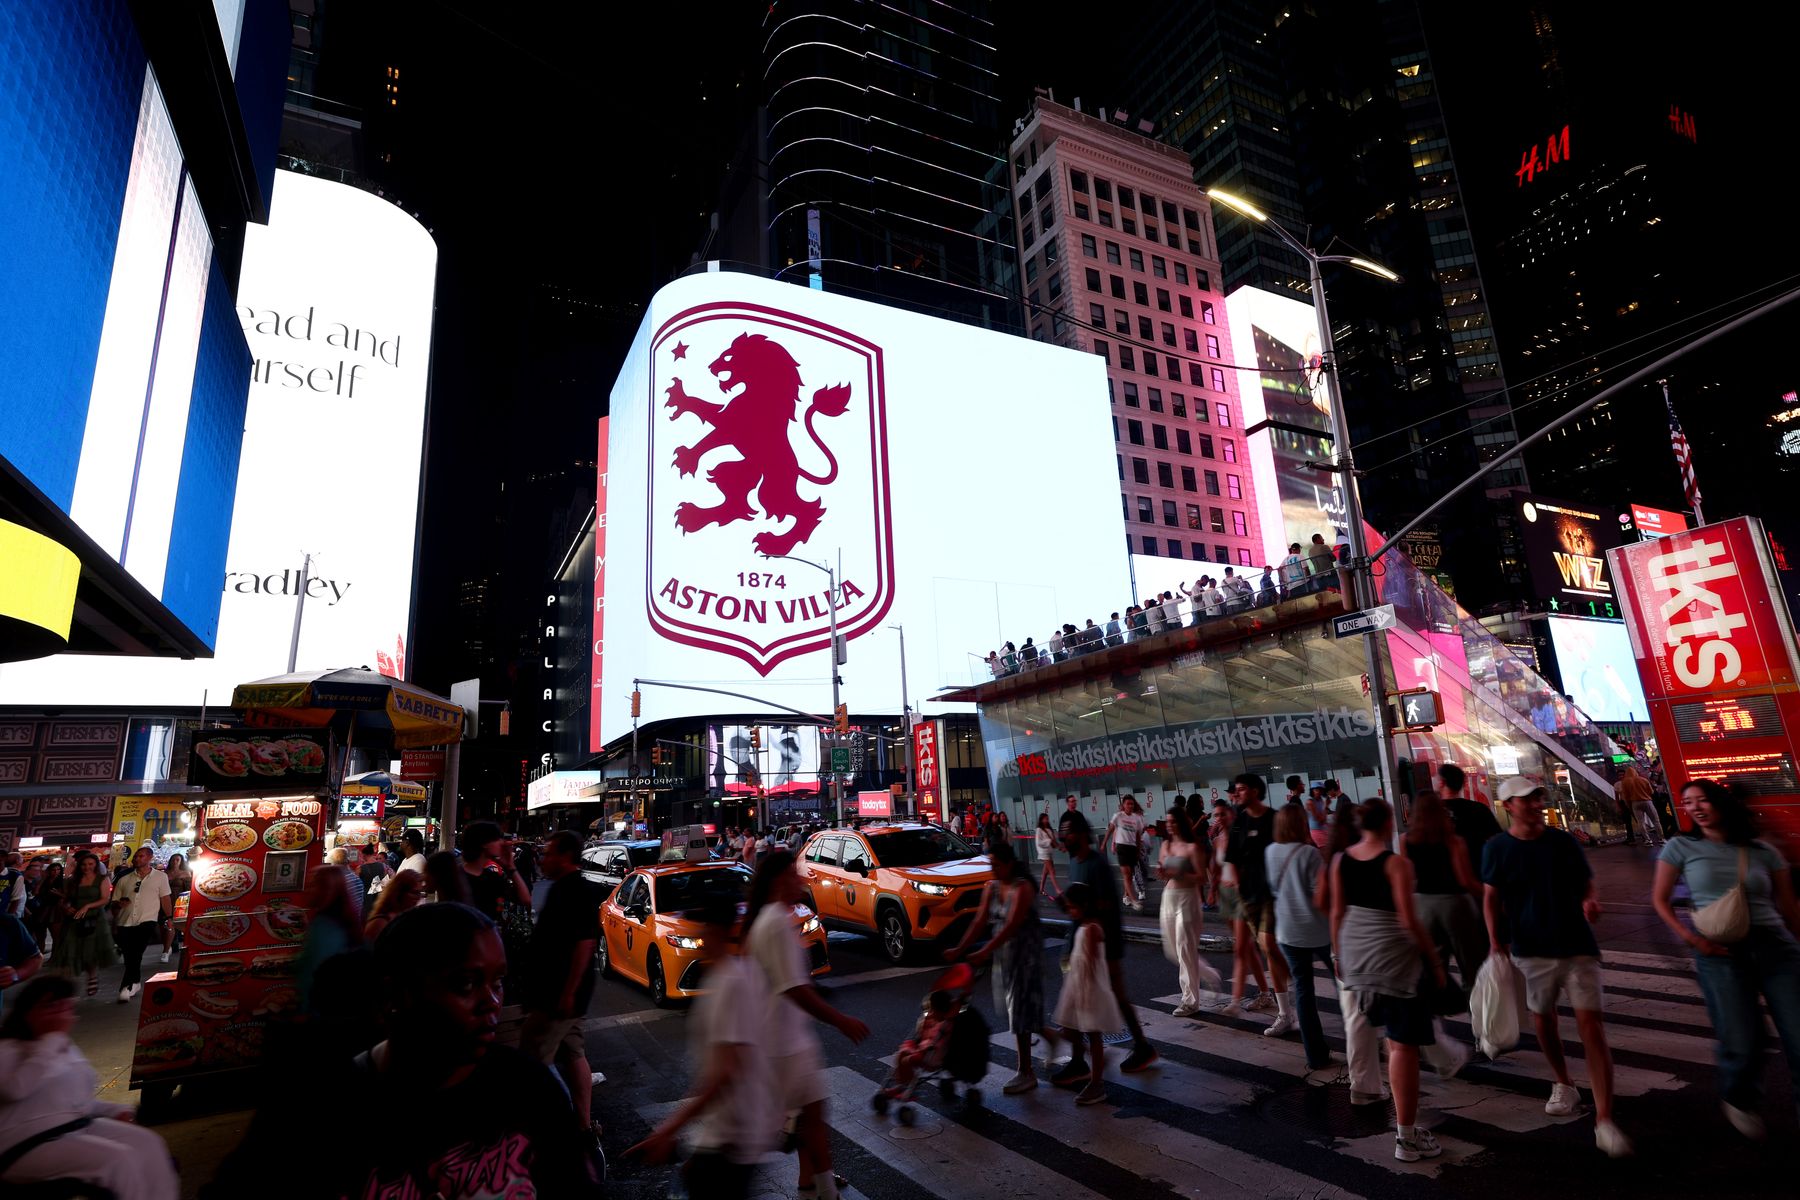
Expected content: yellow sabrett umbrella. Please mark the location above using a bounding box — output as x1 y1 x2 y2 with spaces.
231 667 465 749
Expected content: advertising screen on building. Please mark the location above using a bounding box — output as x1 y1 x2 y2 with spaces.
1629 502 1688 540
1609 516 1800 851
1546 616 1650 723
595 273 1124 750
1517 494 1628 614
0 172 437 706
1226 286 1338 565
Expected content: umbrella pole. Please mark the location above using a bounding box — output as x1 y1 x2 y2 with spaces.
339 719 356 793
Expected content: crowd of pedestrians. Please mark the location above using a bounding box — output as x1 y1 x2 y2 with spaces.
984 532 1345 679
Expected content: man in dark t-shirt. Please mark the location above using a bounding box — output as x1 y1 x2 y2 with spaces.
1482 776 1629 1157
519 831 602 1135
1438 763 1502 872
1225 774 1291 1023
1054 810 1156 1081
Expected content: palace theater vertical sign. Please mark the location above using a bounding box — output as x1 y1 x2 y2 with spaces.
1609 517 1800 854
590 417 609 755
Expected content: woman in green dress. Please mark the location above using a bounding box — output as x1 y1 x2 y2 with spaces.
48 851 115 998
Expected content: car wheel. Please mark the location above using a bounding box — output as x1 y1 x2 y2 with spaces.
648 951 670 1007
878 906 911 965
595 932 611 977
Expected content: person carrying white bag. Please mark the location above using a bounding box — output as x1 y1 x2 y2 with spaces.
1469 952 1527 1060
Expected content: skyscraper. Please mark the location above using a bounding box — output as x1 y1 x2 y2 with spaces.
1008 98 1264 570
732 1 1022 333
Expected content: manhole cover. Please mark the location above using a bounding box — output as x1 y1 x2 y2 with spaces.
1261 1082 1393 1138
1102 1028 1135 1046
887 1117 943 1140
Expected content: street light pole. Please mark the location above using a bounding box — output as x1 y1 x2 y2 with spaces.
772 552 843 824
1207 189 1402 804
889 623 912 810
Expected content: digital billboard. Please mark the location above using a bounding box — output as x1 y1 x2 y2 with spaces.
1546 616 1650 723
595 272 1125 749
1516 494 1628 614
1226 285 1339 565
1629 502 1688 540
0 172 437 706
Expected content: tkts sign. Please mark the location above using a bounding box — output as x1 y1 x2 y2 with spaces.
646 301 896 675
1610 516 1800 853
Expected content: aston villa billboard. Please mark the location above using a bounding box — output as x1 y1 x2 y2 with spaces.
594 274 1126 751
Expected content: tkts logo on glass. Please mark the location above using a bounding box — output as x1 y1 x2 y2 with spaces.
646 302 894 675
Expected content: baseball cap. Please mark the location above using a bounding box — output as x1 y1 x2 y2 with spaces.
1496 775 1547 801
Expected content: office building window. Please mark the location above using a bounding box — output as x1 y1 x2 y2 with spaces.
1081 234 1097 258
1133 281 1149 305
1237 548 1253 567
1145 223 1158 242
1141 192 1156 214
1152 424 1169 450
1152 255 1167 278
1193 542 1208 559
1127 418 1144 445
1161 322 1176 346
1137 497 1153 523
1106 241 1121 265
1144 353 1159 377
1123 382 1139 406
1205 469 1220 495
1196 269 1210 291
1176 428 1191 454
1227 473 1242 499
1168 540 1183 558
1212 367 1228 392
1137 315 1153 340
1034 173 1050 200
1110 275 1126 299
1201 301 1216 325
1020 189 1034 217
1232 511 1248 537
1162 356 1176 378
1129 248 1144 272
1222 438 1237 463
1156 461 1173 488
1163 500 1179 527
1025 258 1038 284
1147 387 1163 412
1174 263 1189 285
1070 170 1089 194
1154 289 1170 312
1172 393 1187 417
1114 309 1129 333
1044 240 1057 265
1209 507 1226 533
1095 179 1112 201
1119 185 1135 208
1181 466 1197 492
1120 346 1135 370
1216 401 1231 427
1098 209 1113 228
1189 238 1203 255
1122 216 1137 235
1093 338 1109 363
1184 328 1198 352
1179 295 1193 318
1046 273 1061 299
1183 207 1200 230
1132 457 1149 484
1041 209 1055 238
1085 267 1102 291
1213 544 1228 562
1090 303 1106 328
1027 290 1039 307
1206 334 1221 357
1117 455 1124 481
1075 201 1090 221
1143 535 1158 554
1188 362 1203 386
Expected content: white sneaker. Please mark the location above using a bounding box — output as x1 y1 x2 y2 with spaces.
1595 1120 1633 1158
159 949 171 964
118 984 141 1003
1171 1003 1201 1018
1434 1040 1470 1079
1216 1000 1244 1018
1545 1082 1580 1116
1394 1128 1443 1162
1262 1012 1297 1037
1246 993 1278 1013
1723 1102 1767 1141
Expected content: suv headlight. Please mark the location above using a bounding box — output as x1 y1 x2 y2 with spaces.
801 916 821 935
911 881 951 896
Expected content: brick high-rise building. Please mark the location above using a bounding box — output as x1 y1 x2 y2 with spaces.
1007 98 1264 572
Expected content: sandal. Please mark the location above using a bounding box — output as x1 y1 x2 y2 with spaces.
86 974 99 998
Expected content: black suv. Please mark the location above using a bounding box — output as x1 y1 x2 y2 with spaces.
579 839 661 900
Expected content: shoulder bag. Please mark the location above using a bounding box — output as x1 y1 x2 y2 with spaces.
1691 847 1751 944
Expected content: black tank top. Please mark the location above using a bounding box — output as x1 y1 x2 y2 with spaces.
1340 850 1396 910
1405 841 1459 895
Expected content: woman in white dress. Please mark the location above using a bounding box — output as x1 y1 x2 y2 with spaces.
1159 808 1222 1016
1053 882 1123 1107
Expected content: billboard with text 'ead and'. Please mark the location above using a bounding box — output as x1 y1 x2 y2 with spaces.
1610 516 1800 855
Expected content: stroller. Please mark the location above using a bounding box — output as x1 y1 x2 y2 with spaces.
871 964 991 1125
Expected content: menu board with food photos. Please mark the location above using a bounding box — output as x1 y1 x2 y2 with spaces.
132 794 324 1088
187 728 337 791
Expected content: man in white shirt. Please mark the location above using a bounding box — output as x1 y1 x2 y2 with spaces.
113 846 171 1001
399 829 429 878
1200 577 1225 618
1280 543 1308 596
1160 591 1183 631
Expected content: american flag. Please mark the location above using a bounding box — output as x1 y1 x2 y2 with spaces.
1665 390 1702 514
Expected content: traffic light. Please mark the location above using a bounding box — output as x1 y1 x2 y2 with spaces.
650 745 664 766
834 703 849 734
630 689 642 718
749 727 761 751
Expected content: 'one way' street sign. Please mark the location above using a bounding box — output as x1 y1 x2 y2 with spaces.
1331 603 1397 639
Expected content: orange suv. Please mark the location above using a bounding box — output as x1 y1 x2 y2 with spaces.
798 823 992 963
598 859 828 1005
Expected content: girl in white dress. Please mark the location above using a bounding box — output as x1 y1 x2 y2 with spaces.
1053 883 1124 1106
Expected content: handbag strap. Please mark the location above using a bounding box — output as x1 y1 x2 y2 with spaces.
0 1117 94 1176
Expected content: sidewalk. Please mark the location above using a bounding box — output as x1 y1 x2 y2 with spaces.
1037 840 1687 956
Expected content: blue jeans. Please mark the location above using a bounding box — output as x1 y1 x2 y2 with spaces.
1692 926 1800 1116
1280 942 1336 1069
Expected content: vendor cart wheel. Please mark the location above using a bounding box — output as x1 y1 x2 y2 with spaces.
897 1104 916 1127
139 1081 176 1119
872 1092 890 1114
938 1079 958 1104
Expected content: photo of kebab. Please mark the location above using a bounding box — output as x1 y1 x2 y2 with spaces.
193 741 251 778
247 738 291 776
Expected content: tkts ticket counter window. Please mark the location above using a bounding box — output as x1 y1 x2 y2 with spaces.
129 794 326 1107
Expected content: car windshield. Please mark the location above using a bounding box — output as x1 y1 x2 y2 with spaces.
868 828 974 868
655 865 752 913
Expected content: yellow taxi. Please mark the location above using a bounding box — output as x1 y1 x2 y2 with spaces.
799 823 992 963
597 859 828 1005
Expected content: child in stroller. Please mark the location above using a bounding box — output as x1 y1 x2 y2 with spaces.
872 964 990 1124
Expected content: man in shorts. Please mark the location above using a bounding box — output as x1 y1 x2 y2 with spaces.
518 832 602 1138
1482 777 1631 1157
1226 775 1292 1028
1051 811 1157 1084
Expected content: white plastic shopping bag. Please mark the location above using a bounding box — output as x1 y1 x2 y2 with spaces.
1471 952 1527 1060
